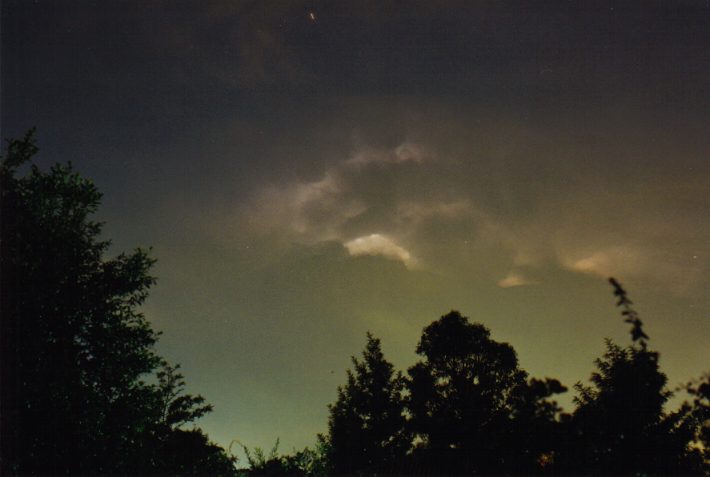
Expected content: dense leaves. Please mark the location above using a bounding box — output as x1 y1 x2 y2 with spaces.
0 131 235 475
406 311 565 474
324 303 706 475
552 282 706 474
325 333 409 475
556 341 704 474
682 373 710 468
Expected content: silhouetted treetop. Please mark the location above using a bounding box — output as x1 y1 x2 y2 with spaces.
407 311 533 474
325 332 408 475
609 277 649 349
0 131 235 475
414 311 523 392
554 280 705 475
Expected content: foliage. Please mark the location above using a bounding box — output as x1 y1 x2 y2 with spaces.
609 277 649 349
137 360 237 474
685 373 710 456
506 377 568 473
325 332 409 475
0 131 235 475
406 311 568 474
153 428 238 476
241 438 283 474
239 438 329 477
554 279 705 474
675 373 710 473
155 361 214 429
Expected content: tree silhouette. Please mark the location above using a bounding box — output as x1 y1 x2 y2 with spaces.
505 376 568 473
554 279 704 474
153 428 238 476
135 361 237 474
407 311 533 474
680 373 710 471
155 361 214 430
0 131 234 475
609 277 649 349
241 439 289 476
238 438 329 476
325 332 409 475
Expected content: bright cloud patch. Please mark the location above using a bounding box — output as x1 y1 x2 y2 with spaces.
563 247 642 278
344 234 413 266
497 271 534 288
569 252 615 276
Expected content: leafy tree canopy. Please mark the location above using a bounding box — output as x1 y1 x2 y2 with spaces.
0 131 235 475
554 279 705 475
408 311 530 474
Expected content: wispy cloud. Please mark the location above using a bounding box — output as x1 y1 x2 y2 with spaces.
395 200 476 226
345 143 428 167
226 117 709 295
497 271 535 288
239 142 447 265
245 171 364 243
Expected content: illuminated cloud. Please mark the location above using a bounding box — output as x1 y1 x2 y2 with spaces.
566 250 619 277
556 244 703 295
497 271 535 288
344 234 414 266
241 142 439 248
561 248 639 279
233 127 709 295
345 142 428 167
244 171 365 243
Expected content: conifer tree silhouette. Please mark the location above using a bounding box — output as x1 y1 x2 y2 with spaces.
325 333 409 475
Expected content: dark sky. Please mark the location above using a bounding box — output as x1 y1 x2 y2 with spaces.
3 0 710 454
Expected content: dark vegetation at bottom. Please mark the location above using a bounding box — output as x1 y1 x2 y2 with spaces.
1 131 708 475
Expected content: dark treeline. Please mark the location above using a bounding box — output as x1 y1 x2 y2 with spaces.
1 132 708 475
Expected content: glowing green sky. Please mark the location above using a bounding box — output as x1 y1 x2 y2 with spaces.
4 0 709 455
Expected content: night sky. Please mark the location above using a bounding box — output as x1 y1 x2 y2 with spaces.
4 0 709 454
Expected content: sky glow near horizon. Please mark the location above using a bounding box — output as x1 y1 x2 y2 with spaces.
3 0 709 456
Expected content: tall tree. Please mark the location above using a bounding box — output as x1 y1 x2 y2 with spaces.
325 332 409 475
406 311 526 474
0 131 234 475
406 311 566 474
554 279 704 474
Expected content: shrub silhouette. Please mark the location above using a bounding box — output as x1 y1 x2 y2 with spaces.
238 438 329 476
